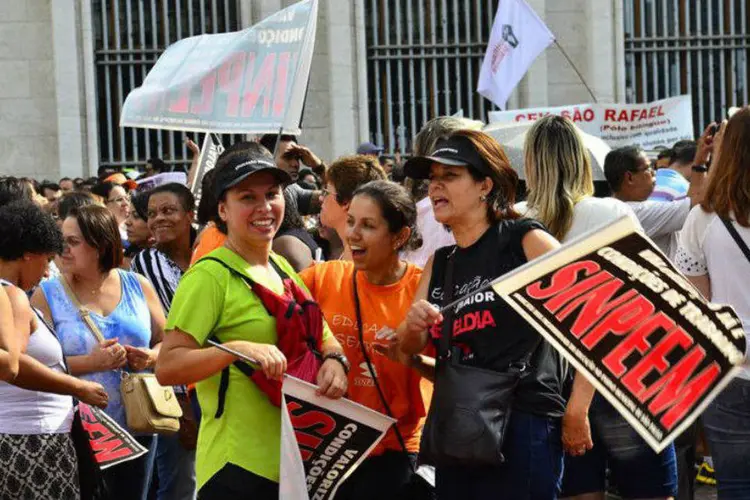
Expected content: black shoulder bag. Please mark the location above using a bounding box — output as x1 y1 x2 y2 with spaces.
721 217 750 264
352 272 435 499
419 243 541 467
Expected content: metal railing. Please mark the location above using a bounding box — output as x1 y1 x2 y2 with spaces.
92 0 242 171
365 0 499 154
624 0 750 136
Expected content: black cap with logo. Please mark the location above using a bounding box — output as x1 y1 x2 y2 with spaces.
214 150 292 199
403 135 492 180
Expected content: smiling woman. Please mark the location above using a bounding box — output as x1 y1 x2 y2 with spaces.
155 144 349 500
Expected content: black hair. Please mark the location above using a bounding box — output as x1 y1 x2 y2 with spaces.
90 181 119 201
259 134 297 153
58 191 99 220
97 166 119 180
130 191 150 220
670 140 697 166
0 177 34 207
279 188 305 232
352 180 422 252
604 145 645 192
147 182 195 212
196 169 220 227
0 200 63 260
40 182 61 194
147 157 168 173
60 177 72 183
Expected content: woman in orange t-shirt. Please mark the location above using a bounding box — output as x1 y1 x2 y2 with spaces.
300 180 433 500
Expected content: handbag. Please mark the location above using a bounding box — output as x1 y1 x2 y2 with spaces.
31 307 109 500
60 275 182 434
419 247 541 467
352 272 435 499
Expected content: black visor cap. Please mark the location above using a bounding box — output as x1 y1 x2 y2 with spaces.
403 135 493 180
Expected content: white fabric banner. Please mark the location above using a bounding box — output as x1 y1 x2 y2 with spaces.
487 95 695 149
279 376 395 500
477 0 555 109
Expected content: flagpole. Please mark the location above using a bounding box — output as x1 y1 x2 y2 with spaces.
554 40 598 103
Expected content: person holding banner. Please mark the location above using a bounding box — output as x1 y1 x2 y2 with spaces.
677 110 750 499
516 115 678 500
31 205 166 500
397 129 566 498
0 200 109 500
300 180 429 499
155 145 349 500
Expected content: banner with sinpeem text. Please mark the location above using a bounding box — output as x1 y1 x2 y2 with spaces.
489 217 746 452
279 376 395 500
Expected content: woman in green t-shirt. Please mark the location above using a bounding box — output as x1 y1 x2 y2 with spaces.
156 144 349 500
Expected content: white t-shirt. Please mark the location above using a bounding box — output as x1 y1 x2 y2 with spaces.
676 207 750 379
402 197 455 268
626 198 691 259
517 197 641 243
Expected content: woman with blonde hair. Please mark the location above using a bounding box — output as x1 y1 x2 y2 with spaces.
519 116 677 500
676 108 750 498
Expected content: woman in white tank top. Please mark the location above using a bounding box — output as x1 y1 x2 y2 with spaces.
0 200 108 500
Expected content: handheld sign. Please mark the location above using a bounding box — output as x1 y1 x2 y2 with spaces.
77 403 148 469
478 217 745 452
120 0 318 134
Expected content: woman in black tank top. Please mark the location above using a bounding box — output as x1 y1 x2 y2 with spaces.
395 129 567 499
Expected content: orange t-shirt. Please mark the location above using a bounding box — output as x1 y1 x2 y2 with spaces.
300 261 426 455
190 225 227 266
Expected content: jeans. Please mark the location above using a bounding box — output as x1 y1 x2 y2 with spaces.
435 411 563 500
197 463 277 500
155 433 197 500
334 451 417 500
102 435 157 500
561 394 678 498
702 377 750 500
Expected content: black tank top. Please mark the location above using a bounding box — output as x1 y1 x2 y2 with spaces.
427 218 568 417
276 227 320 256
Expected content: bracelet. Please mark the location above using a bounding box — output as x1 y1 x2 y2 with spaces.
322 352 350 374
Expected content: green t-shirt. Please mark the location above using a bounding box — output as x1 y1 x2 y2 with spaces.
165 247 331 489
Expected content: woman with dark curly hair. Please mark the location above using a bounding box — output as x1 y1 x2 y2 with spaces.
300 180 429 499
0 200 108 499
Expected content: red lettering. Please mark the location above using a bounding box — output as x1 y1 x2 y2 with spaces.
272 52 291 117
242 53 276 117
218 52 247 117
657 105 665 116
623 326 693 397
92 437 131 462
556 279 638 339
294 430 323 451
580 295 655 350
81 421 112 441
583 109 595 122
480 310 496 329
168 86 190 113
602 312 676 377
604 109 616 121
190 73 217 115
572 109 583 122
640 347 720 430
544 272 612 315
617 110 629 122
287 401 336 436
525 261 601 300
648 106 657 118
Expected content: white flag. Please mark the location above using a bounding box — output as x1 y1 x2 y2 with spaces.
477 0 555 110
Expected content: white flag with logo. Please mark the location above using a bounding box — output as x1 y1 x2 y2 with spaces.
477 0 555 109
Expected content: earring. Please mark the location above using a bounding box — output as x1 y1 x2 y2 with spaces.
480 194 488 202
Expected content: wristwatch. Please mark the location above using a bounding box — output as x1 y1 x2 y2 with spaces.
322 352 350 374
692 164 709 173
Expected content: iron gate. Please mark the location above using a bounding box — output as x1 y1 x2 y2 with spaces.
92 0 241 171
365 0 499 154
624 0 750 136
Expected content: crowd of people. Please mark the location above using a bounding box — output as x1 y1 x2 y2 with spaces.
0 110 748 500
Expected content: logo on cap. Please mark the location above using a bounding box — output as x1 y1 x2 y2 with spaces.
234 159 275 171
432 147 459 156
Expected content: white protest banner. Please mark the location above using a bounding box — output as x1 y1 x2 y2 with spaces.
280 376 395 500
475 217 745 452
477 0 555 109
121 0 318 134
488 95 694 149
135 172 188 192
77 403 148 469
